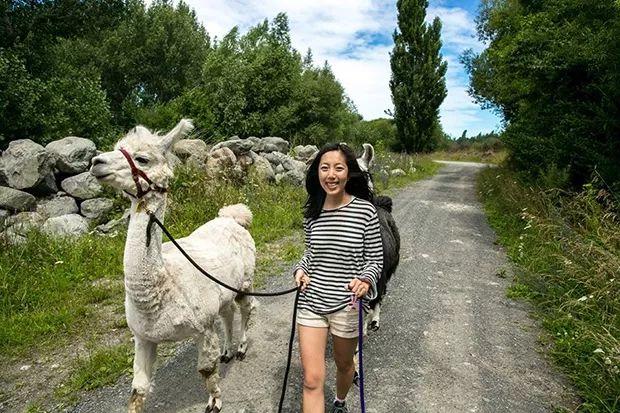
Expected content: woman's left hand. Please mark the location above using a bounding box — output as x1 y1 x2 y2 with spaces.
348 278 371 298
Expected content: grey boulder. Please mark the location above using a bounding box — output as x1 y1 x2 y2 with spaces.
5 211 45 235
292 145 319 163
1 139 57 193
0 186 37 212
173 139 208 162
276 169 305 186
43 214 90 238
45 137 97 174
249 155 276 183
80 198 114 220
255 137 289 154
37 195 79 218
211 138 254 156
61 172 103 200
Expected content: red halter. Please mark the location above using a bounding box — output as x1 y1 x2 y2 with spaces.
118 148 167 198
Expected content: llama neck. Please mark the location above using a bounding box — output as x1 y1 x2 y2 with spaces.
124 193 167 314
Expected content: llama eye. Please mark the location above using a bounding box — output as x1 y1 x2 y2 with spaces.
135 156 149 164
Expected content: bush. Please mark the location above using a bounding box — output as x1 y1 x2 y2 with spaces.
479 167 620 412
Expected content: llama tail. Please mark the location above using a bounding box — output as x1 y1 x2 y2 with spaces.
375 195 393 213
218 203 253 228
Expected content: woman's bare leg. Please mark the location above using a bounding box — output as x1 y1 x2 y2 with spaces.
332 334 357 401
299 325 329 412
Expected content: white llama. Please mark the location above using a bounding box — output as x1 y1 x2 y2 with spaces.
90 119 256 413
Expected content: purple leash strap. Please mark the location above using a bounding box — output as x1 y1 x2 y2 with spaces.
357 299 366 413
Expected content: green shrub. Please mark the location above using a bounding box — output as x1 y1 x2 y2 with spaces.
479 166 619 412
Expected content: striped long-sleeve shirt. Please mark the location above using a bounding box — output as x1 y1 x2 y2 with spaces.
295 196 383 314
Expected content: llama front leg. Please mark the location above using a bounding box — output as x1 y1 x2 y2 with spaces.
128 336 157 413
235 295 256 360
198 329 223 413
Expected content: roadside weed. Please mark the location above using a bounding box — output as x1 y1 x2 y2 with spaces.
478 166 619 412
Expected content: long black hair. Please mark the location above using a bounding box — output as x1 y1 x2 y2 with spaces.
303 142 374 219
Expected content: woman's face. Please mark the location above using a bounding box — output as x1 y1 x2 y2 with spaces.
318 150 349 197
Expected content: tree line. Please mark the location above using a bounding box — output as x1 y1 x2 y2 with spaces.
0 0 384 149
462 0 620 190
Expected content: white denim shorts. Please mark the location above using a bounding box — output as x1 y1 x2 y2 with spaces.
297 307 360 338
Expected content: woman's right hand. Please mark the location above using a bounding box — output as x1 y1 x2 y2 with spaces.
294 269 310 291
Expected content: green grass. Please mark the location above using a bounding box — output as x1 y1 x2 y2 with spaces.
0 233 124 358
56 344 133 404
433 149 507 165
166 165 306 248
371 151 442 192
478 166 619 412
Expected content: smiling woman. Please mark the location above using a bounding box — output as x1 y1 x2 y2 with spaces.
293 142 383 412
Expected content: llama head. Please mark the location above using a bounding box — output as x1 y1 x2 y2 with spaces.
90 119 194 197
357 143 375 190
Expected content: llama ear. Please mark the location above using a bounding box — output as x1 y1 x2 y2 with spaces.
361 143 375 168
134 125 151 136
159 119 194 151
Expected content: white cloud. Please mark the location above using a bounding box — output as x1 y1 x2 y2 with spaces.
146 0 500 136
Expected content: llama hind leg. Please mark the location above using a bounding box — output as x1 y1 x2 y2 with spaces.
235 294 256 360
219 302 235 363
128 336 157 413
198 329 223 413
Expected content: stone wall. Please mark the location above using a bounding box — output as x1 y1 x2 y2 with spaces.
0 134 318 244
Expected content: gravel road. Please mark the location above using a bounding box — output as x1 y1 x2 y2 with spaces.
71 161 571 413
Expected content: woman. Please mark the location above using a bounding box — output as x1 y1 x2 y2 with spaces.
294 142 383 413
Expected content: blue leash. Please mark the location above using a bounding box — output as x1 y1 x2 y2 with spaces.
357 302 366 413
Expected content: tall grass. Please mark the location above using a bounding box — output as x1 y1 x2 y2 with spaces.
369 151 441 192
432 149 507 164
0 233 124 358
478 167 619 412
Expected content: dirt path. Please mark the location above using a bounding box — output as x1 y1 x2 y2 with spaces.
71 161 572 413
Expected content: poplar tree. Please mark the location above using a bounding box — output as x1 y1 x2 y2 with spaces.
390 0 447 152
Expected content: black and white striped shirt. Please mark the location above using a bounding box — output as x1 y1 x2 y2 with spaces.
295 196 383 314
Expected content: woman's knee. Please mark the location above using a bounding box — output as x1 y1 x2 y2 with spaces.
334 355 354 373
302 370 325 392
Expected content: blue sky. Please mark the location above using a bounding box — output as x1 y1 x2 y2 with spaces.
148 0 502 137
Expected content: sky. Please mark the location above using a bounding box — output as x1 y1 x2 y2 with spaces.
152 0 503 137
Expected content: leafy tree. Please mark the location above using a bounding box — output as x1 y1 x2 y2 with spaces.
172 13 356 144
0 4 358 148
390 0 447 153
0 50 42 147
293 62 357 146
348 118 397 150
0 1 135 145
0 47 114 148
0 0 130 77
462 0 620 189
100 0 210 126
